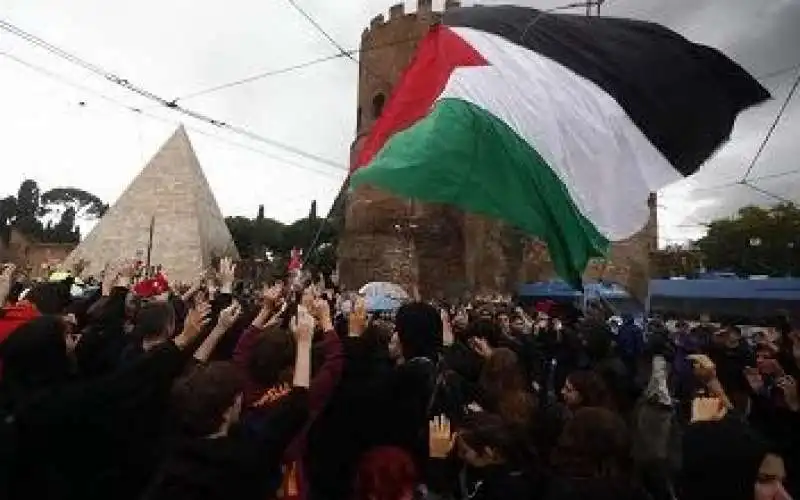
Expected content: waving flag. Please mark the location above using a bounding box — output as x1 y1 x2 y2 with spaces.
288 247 303 272
350 5 770 288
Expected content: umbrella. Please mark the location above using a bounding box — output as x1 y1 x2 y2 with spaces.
365 294 403 312
358 281 409 300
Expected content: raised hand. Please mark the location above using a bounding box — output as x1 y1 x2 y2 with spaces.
777 375 800 412
310 296 332 328
265 302 288 328
441 308 454 346
688 354 717 383
291 305 315 345
468 337 492 358
174 300 212 349
348 296 368 338
101 263 120 297
185 300 211 333
263 282 283 305
218 257 236 294
691 396 727 423
217 300 242 331
744 366 764 393
429 415 455 459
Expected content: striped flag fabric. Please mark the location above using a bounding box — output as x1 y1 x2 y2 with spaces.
349 5 770 288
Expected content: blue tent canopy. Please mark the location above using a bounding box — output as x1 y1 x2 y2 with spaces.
517 280 631 299
649 278 800 301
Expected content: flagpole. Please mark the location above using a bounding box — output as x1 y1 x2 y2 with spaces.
145 215 155 279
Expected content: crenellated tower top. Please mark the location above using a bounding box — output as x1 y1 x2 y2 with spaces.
361 0 462 39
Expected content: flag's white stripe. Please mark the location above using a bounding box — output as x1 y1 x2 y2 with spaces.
441 27 681 241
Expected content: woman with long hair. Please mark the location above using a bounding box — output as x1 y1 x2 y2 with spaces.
477 348 536 430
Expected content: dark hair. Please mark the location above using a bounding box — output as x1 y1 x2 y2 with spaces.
465 317 503 345
394 302 442 361
169 361 244 437
479 348 535 428
132 301 176 340
565 370 614 410
25 282 71 314
458 412 531 467
354 446 418 500
0 315 71 410
248 326 296 387
582 323 614 361
552 407 632 479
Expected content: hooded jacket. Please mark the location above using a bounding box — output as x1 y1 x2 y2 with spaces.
0 301 40 346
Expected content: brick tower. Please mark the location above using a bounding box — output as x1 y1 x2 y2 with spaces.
338 1 657 300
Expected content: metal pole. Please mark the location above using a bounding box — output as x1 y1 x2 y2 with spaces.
145 215 155 278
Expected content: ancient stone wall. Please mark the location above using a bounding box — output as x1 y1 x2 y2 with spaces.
338 1 657 298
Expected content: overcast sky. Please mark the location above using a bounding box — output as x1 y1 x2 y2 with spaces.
1 0 798 246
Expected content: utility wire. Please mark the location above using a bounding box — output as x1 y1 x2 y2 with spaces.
741 181 795 205
0 18 348 172
284 0 396 90
690 168 800 194
175 9 797 103
175 35 419 102
741 67 800 180
287 0 352 60
0 49 346 181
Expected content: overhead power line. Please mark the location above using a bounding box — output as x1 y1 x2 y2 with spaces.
0 18 348 172
284 0 397 90
741 181 795 205
287 0 353 61
741 67 800 180
0 49 346 181
176 6 798 103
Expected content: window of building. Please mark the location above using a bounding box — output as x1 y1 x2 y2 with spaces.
372 93 385 119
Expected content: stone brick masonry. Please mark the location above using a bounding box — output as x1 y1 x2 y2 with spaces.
63 126 239 284
338 0 656 299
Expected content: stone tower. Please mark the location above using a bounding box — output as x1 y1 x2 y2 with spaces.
338 1 657 299
64 126 239 283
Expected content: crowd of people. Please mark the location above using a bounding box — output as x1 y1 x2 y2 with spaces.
0 258 798 500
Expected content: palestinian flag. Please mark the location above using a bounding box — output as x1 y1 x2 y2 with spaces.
349 5 770 288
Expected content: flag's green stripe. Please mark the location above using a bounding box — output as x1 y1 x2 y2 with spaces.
350 97 610 288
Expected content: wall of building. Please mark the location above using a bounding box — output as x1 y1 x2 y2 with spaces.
0 229 75 278
338 1 657 299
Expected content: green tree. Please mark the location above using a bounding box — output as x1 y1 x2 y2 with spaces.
41 187 108 219
696 203 800 277
48 206 80 243
14 179 45 236
651 245 705 278
1 180 105 244
225 205 339 279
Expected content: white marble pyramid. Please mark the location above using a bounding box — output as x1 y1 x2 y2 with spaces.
64 125 239 283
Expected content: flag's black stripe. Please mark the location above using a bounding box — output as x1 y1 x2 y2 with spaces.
444 5 770 177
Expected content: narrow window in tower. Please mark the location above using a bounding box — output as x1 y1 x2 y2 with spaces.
356 106 363 130
372 93 385 119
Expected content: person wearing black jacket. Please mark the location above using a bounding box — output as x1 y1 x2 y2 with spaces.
142 304 315 500
0 302 209 500
427 413 542 500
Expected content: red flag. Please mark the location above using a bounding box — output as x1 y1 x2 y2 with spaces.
288 248 303 272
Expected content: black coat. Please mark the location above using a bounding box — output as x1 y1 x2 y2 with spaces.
0 343 190 500
142 388 309 500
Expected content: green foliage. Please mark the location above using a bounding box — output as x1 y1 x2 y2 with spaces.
695 203 800 277
225 205 338 279
41 187 108 218
651 245 705 278
1 179 105 244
